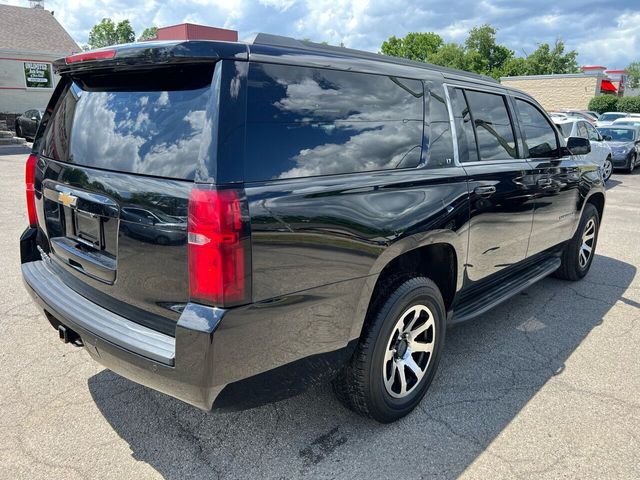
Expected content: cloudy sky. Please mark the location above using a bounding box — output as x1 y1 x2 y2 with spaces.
6 0 640 68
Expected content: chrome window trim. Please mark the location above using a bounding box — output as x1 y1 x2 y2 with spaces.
442 83 460 166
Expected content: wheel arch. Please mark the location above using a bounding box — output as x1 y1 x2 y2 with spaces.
585 191 605 222
348 232 464 342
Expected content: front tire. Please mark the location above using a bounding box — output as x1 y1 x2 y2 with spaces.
554 203 600 281
333 277 446 423
15 123 22 138
627 153 636 174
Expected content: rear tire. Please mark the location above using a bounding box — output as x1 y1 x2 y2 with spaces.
554 203 600 281
333 276 446 423
602 156 613 182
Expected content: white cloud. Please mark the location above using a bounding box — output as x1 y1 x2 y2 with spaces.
11 0 639 68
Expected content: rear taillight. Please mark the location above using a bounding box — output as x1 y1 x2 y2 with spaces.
65 49 116 64
188 186 251 307
25 154 38 227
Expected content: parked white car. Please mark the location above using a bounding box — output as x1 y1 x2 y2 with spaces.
613 118 640 128
596 112 628 127
555 118 613 181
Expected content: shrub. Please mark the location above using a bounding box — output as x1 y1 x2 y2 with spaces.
617 96 640 113
588 95 619 114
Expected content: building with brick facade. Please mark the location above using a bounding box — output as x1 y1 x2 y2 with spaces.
500 74 603 110
0 2 79 124
500 65 629 111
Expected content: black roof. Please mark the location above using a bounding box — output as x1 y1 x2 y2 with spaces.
249 33 499 85
54 33 501 88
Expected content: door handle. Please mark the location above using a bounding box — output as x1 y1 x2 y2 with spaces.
474 185 496 197
537 178 553 187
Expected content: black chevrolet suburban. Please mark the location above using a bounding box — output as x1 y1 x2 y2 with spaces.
21 34 604 423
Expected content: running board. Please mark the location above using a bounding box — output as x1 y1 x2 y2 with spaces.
449 256 561 325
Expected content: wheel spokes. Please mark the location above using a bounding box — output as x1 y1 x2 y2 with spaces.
397 363 408 395
411 340 434 354
405 356 424 382
383 303 437 398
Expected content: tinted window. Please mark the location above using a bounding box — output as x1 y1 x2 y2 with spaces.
515 99 560 159
464 90 517 161
449 88 479 163
41 80 211 180
423 84 454 168
245 63 424 181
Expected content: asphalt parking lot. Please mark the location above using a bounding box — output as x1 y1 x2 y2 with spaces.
1 148 639 479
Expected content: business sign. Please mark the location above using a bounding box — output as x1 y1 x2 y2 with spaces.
24 62 53 89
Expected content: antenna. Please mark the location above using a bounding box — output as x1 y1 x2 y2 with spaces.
30 0 45 9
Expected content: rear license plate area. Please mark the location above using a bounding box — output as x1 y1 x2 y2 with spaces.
74 210 103 249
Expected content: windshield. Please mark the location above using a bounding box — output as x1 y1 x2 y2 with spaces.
599 113 627 121
597 128 636 142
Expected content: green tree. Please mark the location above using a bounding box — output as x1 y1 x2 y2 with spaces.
499 56 529 77
626 61 640 89
464 25 513 76
525 40 579 75
430 43 468 70
88 18 135 49
381 32 443 63
138 26 158 42
380 26 579 80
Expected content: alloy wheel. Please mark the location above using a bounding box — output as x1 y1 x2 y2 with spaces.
383 304 436 398
603 159 612 181
578 218 596 269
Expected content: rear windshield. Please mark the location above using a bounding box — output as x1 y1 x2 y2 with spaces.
41 77 212 180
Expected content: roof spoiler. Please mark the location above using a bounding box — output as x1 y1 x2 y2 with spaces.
54 40 248 75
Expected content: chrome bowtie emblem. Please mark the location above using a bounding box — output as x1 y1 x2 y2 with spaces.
58 191 78 208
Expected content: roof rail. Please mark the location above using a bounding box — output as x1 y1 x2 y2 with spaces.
249 33 499 84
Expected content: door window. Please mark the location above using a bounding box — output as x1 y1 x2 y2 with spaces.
585 123 600 141
577 122 589 139
449 88 479 163
514 99 560 159
464 90 517 161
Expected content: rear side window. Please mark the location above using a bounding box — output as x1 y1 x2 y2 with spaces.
515 99 560 159
41 70 213 180
464 90 517 161
245 63 424 181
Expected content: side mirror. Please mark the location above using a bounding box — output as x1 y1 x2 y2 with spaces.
567 136 591 155
603 135 612 141
30 117 37 121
